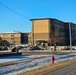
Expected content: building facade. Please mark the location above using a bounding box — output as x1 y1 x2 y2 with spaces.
30 18 76 46
71 23 76 45
64 22 76 46
50 19 66 46
0 31 29 45
30 18 50 46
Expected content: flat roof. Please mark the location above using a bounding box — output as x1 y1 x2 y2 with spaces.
30 17 54 21
0 31 22 34
30 17 64 23
64 22 76 25
0 31 31 34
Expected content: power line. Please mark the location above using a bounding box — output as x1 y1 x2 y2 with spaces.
0 2 29 20
0 2 50 26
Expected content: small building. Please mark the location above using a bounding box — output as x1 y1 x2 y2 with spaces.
0 31 29 45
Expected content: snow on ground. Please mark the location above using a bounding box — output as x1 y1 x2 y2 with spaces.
0 54 54 64
0 54 60 64
0 54 76 75
0 56 51 75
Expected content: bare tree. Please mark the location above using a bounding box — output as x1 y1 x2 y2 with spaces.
0 36 2 46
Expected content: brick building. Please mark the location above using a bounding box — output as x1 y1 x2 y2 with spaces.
30 18 76 46
0 31 28 45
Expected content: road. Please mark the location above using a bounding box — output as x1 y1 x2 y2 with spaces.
40 62 76 75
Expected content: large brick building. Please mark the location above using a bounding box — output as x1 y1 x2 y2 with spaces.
30 18 76 46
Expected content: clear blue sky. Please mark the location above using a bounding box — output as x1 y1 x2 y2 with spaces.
0 0 76 33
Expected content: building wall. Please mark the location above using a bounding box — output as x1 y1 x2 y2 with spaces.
64 22 76 46
51 19 66 46
0 33 21 45
21 33 28 44
28 33 32 45
31 19 50 45
64 23 70 46
71 23 76 45
0 32 32 45
30 18 72 46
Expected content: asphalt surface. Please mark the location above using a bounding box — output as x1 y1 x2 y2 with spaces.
40 62 76 75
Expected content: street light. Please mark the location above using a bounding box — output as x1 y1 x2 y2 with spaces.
69 22 72 52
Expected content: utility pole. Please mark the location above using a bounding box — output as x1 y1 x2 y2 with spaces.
69 22 72 52
3 34 5 46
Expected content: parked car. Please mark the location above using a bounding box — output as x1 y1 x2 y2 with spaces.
3 46 8 50
0 48 2 51
30 46 42 50
72 48 76 50
11 47 17 52
16 46 24 50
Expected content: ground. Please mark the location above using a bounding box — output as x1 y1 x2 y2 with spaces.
20 58 76 75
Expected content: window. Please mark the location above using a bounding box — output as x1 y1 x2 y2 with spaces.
11 38 14 40
11 35 14 37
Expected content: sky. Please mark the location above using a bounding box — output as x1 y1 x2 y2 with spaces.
0 0 76 33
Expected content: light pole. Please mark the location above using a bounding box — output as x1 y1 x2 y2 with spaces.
69 22 72 52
